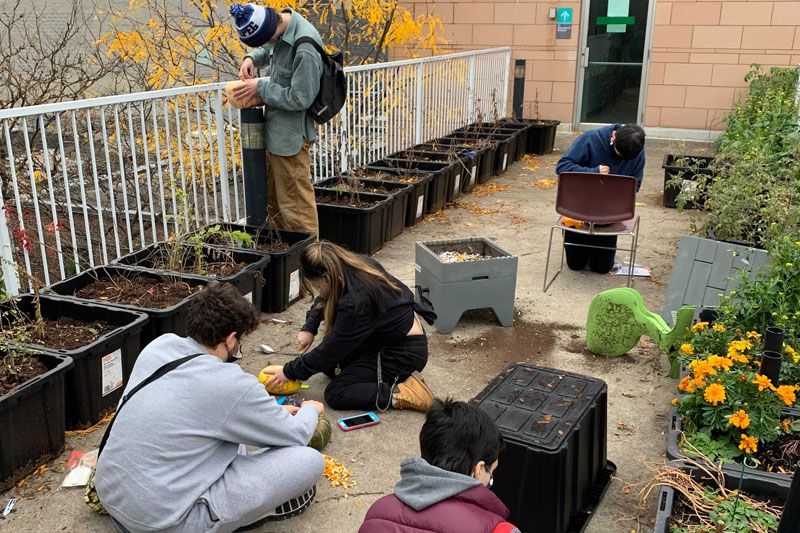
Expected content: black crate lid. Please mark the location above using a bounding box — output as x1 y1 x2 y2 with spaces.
471 363 606 451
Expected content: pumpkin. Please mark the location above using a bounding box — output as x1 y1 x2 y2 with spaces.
225 80 264 110
308 417 332 451
258 365 303 395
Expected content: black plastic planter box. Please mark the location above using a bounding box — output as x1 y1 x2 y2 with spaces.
662 154 715 209
49 266 207 350
471 363 615 533
315 189 391 255
1 295 148 429
388 150 468 203
193 224 315 313
412 142 484 193
368 158 454 214
316 177 411 242
520 119 560 155
431 137 496 185
358 168 432 227
652 486 673 533
446 132 515 175
452 125 526 163
114 242 270 311
666 405 793 500
0 352 73 491
492 122 531 160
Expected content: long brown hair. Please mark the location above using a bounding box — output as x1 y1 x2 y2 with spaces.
300 241 400 332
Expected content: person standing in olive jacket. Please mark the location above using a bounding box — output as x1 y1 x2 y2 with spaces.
230 2 322 237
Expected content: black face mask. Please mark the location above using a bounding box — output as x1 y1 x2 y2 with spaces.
226 343 243 363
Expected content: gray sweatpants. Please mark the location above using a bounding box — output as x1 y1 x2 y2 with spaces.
141 445 324 533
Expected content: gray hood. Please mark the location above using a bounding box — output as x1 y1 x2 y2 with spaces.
393 457 482 511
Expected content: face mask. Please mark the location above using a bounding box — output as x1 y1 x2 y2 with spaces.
487 474 494 489
227 342 243 363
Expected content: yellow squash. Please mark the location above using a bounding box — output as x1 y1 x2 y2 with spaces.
258 365 303 395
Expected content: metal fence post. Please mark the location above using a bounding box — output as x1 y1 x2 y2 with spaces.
501 49 512 118
214 89 231 222
0 204 20 296
415 62 424 145
467 55 476 124
340 80 350 173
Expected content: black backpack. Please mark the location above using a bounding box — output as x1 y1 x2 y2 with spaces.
293 37 346 125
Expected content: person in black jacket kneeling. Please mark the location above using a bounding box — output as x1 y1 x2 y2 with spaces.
263 241 437 412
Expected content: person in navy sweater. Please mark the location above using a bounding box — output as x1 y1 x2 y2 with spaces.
555 123 646 274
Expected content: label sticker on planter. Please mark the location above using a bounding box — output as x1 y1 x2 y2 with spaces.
416 196 424 218
470 166 477 185
289 269 300 301
244 291 253 303
503 153 508 170
454 174 461 193
101 349 123 396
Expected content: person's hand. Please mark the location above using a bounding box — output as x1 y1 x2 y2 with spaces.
263 366 290 392
283 405 300 415
232 79 258 104
297 331 314 354
598 165 610 174
301 400 325 417
239 57 255 80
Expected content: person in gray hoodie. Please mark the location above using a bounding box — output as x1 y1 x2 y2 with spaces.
94 283 325 533
360 399 521 533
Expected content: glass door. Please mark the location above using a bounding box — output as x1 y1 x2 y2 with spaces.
575 0 653 127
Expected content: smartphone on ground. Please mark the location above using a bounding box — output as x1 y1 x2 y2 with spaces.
337 412 380 431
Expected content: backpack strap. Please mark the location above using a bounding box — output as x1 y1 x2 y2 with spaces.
97 352 205 456
293 36 327 60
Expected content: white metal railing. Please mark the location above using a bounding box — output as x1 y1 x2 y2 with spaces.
0 47 511 294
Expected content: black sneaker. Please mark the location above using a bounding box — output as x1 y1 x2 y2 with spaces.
235 486 316 531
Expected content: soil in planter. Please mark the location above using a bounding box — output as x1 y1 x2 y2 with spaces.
325 182 394 195
0 351 48 394
357 172 421 183
75 276 200 309
670 488 782 531
17 317 114 350
317 193 381 208
206 232 291 253
753 432 800 475
162 258 243 278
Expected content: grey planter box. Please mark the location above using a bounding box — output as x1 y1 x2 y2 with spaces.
661 235 768 326
415 237 518 334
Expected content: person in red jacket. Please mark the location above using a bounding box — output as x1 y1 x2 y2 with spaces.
359 398 520 533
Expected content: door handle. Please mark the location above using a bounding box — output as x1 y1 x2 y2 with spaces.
582 47 590 68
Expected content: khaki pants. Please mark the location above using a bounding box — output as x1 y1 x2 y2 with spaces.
265 140 319 237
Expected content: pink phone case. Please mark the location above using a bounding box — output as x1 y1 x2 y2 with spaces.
337 416 380 431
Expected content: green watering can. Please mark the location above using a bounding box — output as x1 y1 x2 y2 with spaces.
585 287 695 378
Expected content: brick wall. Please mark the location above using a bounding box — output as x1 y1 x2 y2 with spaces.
648 1 800 130
398 0 580 124
398 0 800 131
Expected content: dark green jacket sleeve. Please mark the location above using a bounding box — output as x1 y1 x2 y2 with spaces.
256 44 321 112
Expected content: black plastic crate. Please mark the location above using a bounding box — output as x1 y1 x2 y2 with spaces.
492 122 531 161
470 363 613 533
525 120 561 155
0 352 73 491
48 266 207 349
448 132 515 175
1 295 148 429
192 224 315 313
666 405 793 500
412 142 483 193
316 177 411 242
661 154 715 208
452 125 526 163
438 136 498 183
315 189 391 255
357 168 432 227
368 158 453 214
388 150 467 202
114 242 270 311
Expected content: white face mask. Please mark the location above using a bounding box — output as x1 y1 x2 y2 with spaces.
227 342 243 363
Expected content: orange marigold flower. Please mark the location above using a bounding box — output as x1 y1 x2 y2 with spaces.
692 321 709 332
694 375 707 388
752 374 776 392
712 324 725 332
678 375 696 393
672 398 679 405
691 360 717 380
739 434 758 454
681 344 694 356
704 383 726 405
728 410 750 429
782 420 791 433
785 344 798 363
708 355 733 371
729 351 749 364
746 331 762 340
776 385 799 406
729 340 753 353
